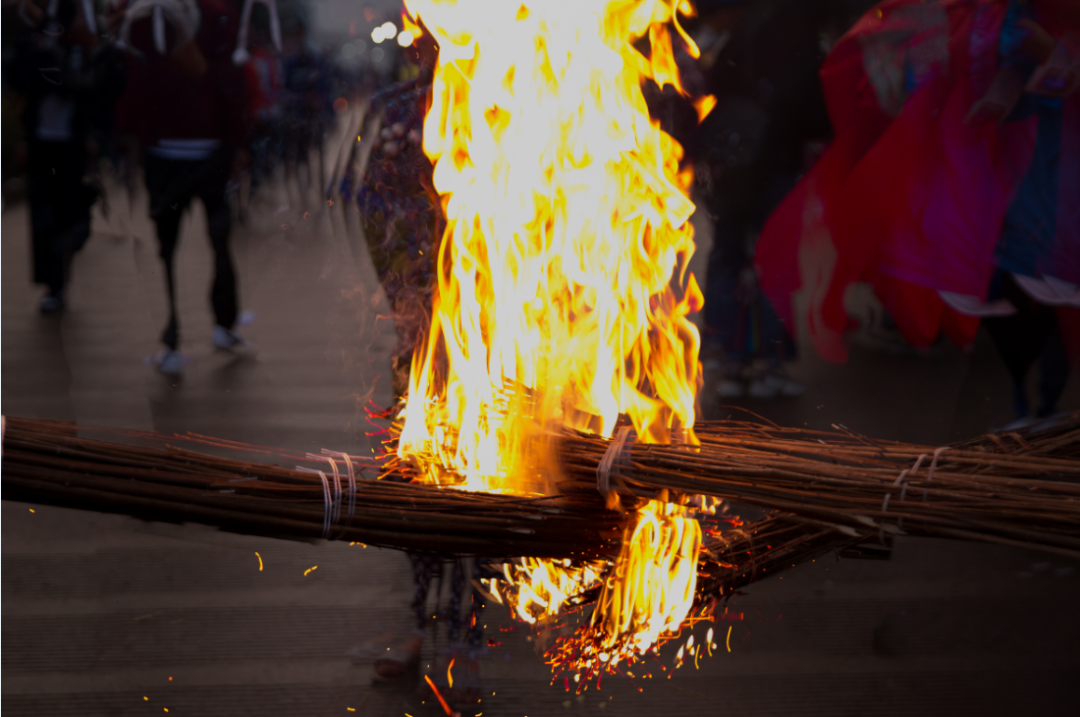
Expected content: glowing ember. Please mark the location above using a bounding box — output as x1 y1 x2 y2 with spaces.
398 0 708 672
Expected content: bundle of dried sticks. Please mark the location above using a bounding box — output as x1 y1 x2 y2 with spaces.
0 417 627 560
3 414 1079 607
558 419 1080 560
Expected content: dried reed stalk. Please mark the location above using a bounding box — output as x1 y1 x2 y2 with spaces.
556 418 1080 560
1 417 627 560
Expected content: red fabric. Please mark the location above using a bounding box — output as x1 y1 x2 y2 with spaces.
870 3 1036 298
754 0 1058 361
873 271 981 349
115 0 249 147
243 46 284 122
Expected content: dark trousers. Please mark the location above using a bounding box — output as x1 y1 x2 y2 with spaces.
144 153 238 350
28 141 94 295
983 273 1070 418
703 201 795 364
407 553 497 649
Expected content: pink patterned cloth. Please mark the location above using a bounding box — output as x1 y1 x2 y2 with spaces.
755 0 1080 361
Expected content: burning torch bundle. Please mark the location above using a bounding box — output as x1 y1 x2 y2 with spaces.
6 0 1080 684
5 412 1079 675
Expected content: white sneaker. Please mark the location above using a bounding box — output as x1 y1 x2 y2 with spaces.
996 416 1036 432
748 374 807 399
39 293 65 314
776 376 807 397
155 350 185 375
702 358 724 373
718 379 746 398
212 325 248 350
747 376 779 399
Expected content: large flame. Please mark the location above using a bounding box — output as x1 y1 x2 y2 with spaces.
398 0 706 669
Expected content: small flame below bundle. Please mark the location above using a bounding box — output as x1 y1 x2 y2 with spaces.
397 0 708 674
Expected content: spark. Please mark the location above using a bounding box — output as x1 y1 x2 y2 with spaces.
255 552 263 571
304 566 318 576
423 674 457 716
29 509 35 513
725 625 732 653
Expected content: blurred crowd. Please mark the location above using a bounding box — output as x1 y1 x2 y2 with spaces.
666 0 1079 428
2 0 1078 415
1 0 417 368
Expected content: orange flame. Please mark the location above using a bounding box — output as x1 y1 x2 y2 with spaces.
591 500 700 656
399 0 706 668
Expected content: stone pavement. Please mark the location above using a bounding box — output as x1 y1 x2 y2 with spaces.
3 164 1079 716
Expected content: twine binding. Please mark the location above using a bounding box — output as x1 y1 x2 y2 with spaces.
596 426 635 507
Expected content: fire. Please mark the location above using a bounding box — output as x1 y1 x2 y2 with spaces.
591 500 701 656
496 558 606 625
397 0 706 669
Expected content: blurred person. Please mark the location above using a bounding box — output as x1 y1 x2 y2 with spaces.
978 0 1080 423
278 3 334 204
351 78 438 399
343 33 490 707
691 0 834 398
5 0 127 312
754 0 1079 422
115 0 250 374
241 6 285 195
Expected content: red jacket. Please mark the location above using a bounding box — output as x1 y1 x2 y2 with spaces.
116 0 249 148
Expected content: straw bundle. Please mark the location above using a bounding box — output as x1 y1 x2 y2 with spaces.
0 417 627 559
4 413 1078 607
557 420 1080 560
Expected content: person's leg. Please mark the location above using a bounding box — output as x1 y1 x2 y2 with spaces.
197 157 239 333
27 154 63 298
983 274 1059 418
750 292 805 398
145 156 191 351
703 204 748 362
374 552 433 680
1037 319 1070 417
408 552 438 632
464 560 499 651
447 558 467 646
983 313 1055 419
703 202 751 396
455 560 490 706
27 141 83 306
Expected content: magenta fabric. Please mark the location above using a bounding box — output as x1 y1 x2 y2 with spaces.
754 0 1080 361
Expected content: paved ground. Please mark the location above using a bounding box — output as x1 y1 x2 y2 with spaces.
3 150 1079 716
